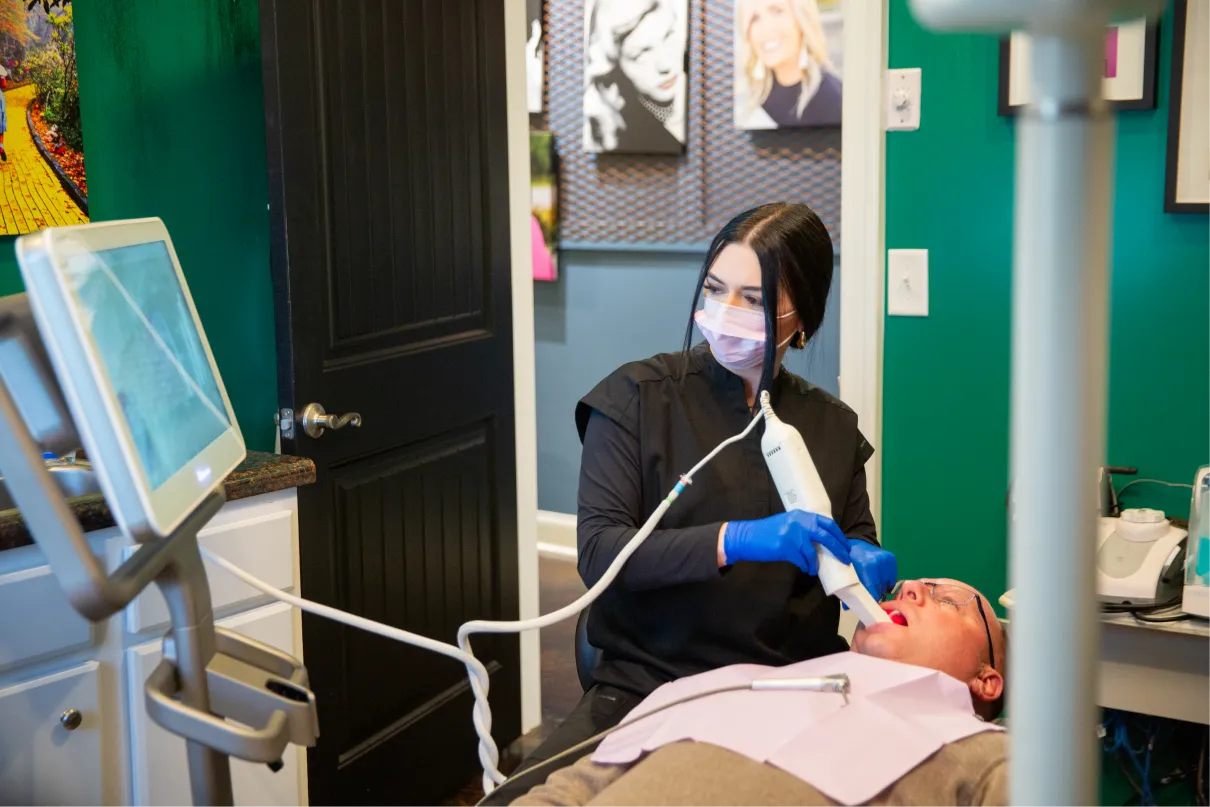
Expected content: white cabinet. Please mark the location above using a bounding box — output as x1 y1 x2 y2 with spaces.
0 662 105 806
0 563 94 671
126 603 302 806
0 488 305 806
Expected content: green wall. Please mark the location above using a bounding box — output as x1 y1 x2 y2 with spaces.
883 0 1210 608
0 0 277 451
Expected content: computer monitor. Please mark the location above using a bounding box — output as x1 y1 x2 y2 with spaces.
16 218 245 539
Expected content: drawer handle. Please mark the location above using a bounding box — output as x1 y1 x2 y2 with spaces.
60 708 82 731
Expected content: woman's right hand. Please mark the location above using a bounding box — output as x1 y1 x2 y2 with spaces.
719 511 851 574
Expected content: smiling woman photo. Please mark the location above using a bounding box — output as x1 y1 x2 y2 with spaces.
734 0 843 129
582 0 688 154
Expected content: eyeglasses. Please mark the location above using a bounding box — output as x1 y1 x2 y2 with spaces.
884 580 997 671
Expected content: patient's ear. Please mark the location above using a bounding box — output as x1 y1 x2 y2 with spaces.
968 665 1004 708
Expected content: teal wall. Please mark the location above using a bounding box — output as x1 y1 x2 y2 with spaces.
0 0 277 451
883 12 1208 799
883 0 1210 609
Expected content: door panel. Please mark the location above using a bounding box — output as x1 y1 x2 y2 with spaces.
259 0 519 803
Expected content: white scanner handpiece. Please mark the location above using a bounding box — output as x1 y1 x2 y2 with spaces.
759 393 891 627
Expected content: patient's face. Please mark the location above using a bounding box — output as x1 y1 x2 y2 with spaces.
851 578 1001 688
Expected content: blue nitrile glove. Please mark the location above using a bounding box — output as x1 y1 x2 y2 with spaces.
723 511 851 575
847 538 898 601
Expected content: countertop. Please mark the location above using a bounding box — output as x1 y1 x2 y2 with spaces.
0 451 316 552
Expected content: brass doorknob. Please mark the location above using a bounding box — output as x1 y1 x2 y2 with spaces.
299 403 362 439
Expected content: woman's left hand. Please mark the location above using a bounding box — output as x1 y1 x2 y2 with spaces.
847 539 897 601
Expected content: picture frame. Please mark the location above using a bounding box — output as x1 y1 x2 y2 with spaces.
1164 0 1209 213
997 19 1159 116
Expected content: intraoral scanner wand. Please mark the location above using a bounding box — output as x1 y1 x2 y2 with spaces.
759 391 891 627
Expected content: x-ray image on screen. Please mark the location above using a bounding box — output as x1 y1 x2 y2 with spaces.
64 241 228 490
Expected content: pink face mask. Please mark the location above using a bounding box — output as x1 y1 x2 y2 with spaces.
694 298 794 371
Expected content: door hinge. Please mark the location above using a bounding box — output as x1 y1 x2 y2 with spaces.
275 407 295 440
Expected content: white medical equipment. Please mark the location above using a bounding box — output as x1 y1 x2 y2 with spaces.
1096 509 1187 606
1183 467 1210 617
909 1 1163 803
759 393 891 627
1 218 319 806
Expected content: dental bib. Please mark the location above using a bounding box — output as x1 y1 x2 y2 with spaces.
592 651 1002 806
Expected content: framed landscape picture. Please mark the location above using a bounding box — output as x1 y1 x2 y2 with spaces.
0 0 87 234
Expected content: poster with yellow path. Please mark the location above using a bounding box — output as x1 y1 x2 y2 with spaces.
0 0 87 235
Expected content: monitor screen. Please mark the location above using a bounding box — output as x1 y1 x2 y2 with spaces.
63 241 229 490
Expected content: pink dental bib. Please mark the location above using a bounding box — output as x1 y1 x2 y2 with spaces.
592 652 1002 805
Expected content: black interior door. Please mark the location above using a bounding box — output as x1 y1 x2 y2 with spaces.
258 1 521 803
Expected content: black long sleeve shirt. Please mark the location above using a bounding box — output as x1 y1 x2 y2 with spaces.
575 344 877 697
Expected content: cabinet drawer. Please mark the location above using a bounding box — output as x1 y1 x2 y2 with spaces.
125 510 295 634
0 661 104 806
0 564 93 671
127 602 301 806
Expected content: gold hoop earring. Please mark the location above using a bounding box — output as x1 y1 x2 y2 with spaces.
794 331 808 349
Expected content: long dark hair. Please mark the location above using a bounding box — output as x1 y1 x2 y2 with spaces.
682 203 834 399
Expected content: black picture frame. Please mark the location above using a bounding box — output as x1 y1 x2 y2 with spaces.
1164 0 1209 213
997 22 1160 117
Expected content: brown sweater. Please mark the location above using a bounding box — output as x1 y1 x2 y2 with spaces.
512 732 1008 806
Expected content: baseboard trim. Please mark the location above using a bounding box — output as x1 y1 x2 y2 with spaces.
537 510 577 560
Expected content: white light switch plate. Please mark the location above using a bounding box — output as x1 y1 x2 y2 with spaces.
887 249 928 316
886 68 921 131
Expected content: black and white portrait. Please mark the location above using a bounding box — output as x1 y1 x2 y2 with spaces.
582 0 688 154
526 0 544 114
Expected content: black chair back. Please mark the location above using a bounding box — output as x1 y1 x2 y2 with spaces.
574 606 602 692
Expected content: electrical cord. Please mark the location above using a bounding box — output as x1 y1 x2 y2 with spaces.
473 676 849 806
475 683 752 805
1115 478 1194 501
203 408 766 795
1100 595 1183 615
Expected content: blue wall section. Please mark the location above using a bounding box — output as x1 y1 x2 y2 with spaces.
534 248 841 514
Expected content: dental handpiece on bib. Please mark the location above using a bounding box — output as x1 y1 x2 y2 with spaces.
758 391 891 627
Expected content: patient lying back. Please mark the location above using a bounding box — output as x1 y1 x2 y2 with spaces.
513 578 1008 807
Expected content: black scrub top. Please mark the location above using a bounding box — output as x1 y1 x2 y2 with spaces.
575 343 877 697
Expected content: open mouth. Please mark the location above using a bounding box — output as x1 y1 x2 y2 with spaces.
882 604 908 626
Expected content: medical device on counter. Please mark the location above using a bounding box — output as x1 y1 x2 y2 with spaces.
1 219 319 807
1183 467 1209 617
1096 509 1187 606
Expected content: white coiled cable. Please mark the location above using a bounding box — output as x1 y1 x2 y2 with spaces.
202 409 763 794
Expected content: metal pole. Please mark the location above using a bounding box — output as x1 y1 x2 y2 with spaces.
1009 28 1111 805
907 0 1160 803
157 545 235 807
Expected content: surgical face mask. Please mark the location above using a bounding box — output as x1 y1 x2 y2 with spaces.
694 298 794 371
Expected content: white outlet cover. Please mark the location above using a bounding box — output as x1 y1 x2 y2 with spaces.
887 249 929 317
886 68 922 131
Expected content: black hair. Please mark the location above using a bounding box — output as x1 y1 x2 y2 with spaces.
682 203 835 401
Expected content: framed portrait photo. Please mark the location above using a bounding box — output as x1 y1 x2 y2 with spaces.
998 18 1159 116
1165 0 1209 213
733 0 844 130
582 0 689 154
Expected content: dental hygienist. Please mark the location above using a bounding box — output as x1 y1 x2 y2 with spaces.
485 203 896 804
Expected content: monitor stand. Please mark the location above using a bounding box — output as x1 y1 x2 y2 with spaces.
0 296 318 806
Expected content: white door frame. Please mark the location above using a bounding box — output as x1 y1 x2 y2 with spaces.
504 0 542 732
838 0 888 527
